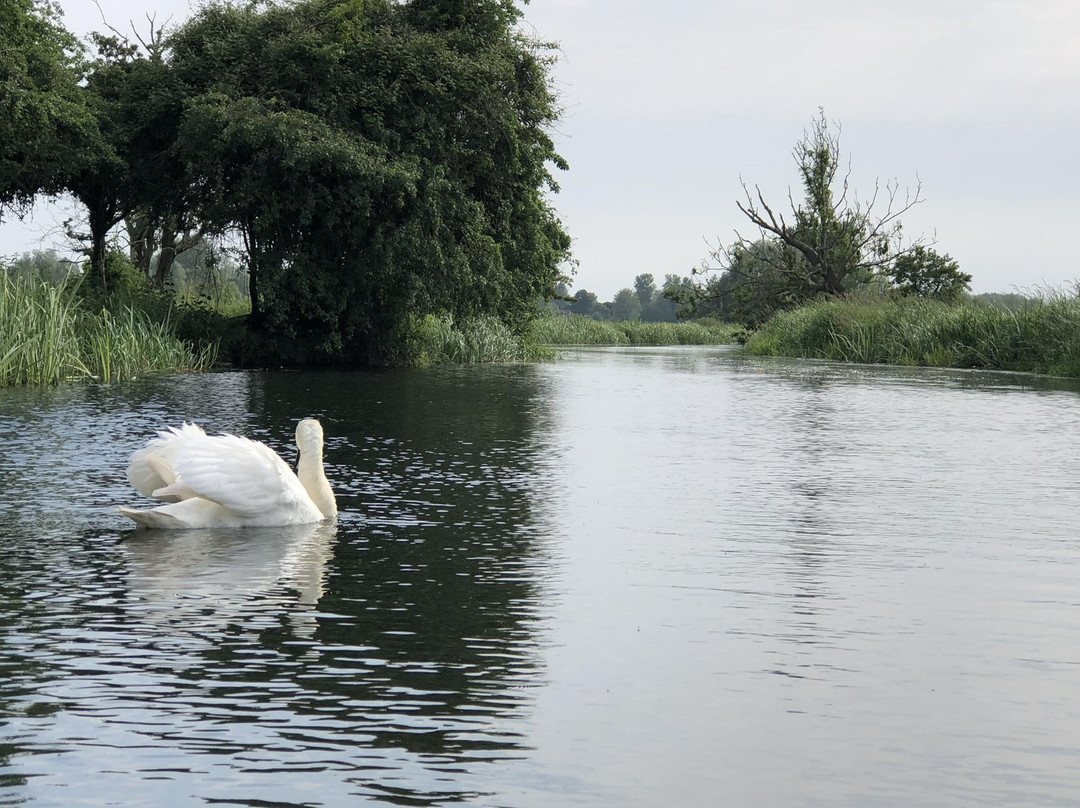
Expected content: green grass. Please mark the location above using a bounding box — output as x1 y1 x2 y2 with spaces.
529 314 738 346
0 273 218 386
747 293 1080 376
401 313 738 365
407 314 551 364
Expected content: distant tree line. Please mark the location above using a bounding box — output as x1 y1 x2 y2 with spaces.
553 273 689 322
1 0 571 364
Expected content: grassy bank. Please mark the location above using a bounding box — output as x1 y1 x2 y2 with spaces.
529 314 737 346
747 294 1080 376
405 314 552 364
1 273 217 386
399 313 738 365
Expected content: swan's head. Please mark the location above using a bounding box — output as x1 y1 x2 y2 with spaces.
295 418 325 455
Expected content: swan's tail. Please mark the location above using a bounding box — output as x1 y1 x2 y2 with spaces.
118 506 182 529
118 498 239 530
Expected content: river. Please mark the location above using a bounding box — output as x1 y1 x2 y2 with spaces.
1 346 1078 807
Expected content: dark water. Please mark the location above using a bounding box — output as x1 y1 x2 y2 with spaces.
1 347 1079 807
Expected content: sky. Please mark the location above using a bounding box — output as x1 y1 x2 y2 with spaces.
4 0 1079 298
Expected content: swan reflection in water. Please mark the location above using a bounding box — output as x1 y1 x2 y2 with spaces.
121 521 339 643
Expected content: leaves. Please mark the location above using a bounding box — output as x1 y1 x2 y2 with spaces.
168 0 569 360
0 0 96 215
2 0 570 364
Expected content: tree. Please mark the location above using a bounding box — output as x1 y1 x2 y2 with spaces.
640 274 681 322
550 281 574 313
570 289 598 317
688 110 927 323
889 246 970 301
169 0 571 361
73 18 218 291
611 287 641 321
710 240 819 327
95 17 207 290
5 249 75 282
0 0 95 218
734 110 923 296
634 273 656 311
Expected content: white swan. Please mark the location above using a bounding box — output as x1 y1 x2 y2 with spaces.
118 419 337 529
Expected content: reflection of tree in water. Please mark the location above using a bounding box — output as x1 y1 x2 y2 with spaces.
258 365 554 754
778 378 846 576
0 365 555 806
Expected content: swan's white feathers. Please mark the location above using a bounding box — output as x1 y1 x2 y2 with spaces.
127 423 205 499
166 433 314 519
121 421 332 528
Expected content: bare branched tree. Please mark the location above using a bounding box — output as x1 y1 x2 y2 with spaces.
699 110 928 306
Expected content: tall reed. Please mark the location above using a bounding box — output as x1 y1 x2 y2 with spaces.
0 273 217 386
407 314 550 364
529 314 737 346
747 293 1080 376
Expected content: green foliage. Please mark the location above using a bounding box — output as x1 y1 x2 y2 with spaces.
570 289 600 317
5 250 77 283
611 288 641 321
171 246 251 316
404 313 549 365
747 292 1080 377
786 113 876 295
0 0 95 216
4 0 571 368
528 314 737 346
168 0 571 363
0 271 215 385
889 246 971 301
722 240 819 327
77 249 154 300
683 110 929 326
634 273 656 310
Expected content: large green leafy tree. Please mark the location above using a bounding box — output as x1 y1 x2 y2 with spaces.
169 0 570 362
0 0 95 218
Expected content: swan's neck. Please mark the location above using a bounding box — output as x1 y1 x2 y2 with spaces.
298 449 337 520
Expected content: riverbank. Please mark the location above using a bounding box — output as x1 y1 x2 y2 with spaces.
527 314 737 346
398 314 738 365
0 277 737 386
0 274 216 386
747 294 1080 376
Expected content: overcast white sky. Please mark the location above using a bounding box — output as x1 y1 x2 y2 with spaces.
4 0 1079 297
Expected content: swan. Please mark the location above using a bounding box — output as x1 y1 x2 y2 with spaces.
118 419 337 529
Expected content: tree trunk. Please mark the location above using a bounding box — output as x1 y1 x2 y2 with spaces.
89 207 112 290
154 217 203 288
126 212 158 281
242 219 261 322
156 245 178 288
79 186 123 291
154 219 178 288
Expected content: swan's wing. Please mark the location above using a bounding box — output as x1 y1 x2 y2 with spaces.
127 423 207 501
162 433 316 519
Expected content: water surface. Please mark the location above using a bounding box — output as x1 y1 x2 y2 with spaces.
1 347 1079 807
